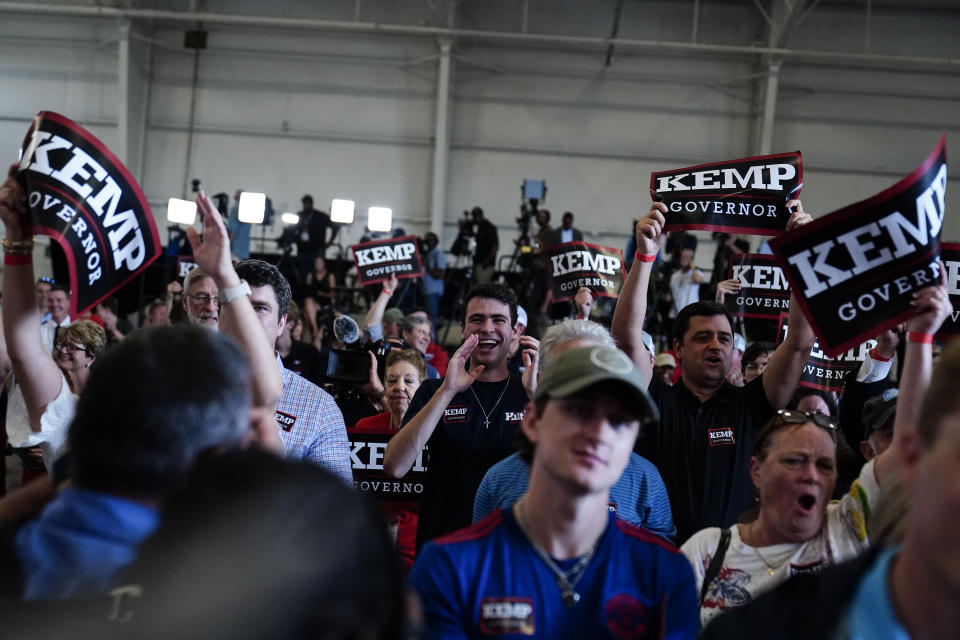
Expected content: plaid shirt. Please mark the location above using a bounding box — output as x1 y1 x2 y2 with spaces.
276 355 352 483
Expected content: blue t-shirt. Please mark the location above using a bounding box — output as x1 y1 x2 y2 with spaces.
227 205 251 260
409 508 698 640
473 452 676 542
15 487 160 600
423 246 446 296
841 547 909 640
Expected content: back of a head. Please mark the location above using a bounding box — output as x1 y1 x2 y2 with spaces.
540 319 614 369
69 326 251 496
918 337 960 445
125 449 404 640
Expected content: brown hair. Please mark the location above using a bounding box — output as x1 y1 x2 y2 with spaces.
916 337 960 445
58 320 107 359
385 349 427 382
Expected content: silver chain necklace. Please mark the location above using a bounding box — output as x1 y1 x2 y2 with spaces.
514 499 600 608
469 375 510 429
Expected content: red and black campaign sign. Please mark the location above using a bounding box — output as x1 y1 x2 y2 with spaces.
777 313 875 393
16 111 161 317
547 241 624 302
349 432 427 506
769 136 947 358
937 242 960 341
724 253 791 320
651 151 803 236
177 255 198 279
351 235 423 286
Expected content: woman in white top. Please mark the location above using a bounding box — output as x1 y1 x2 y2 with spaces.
6 318 105 469
681 282 950 627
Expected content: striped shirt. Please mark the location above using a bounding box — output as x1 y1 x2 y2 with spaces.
276 354 352 483
473 451 676 542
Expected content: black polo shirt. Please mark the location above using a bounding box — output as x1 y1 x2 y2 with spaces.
402 376 528 553
637 375 774 543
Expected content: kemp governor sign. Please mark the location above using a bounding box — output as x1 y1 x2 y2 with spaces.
651 151 803 235
937 242 960 341
547 241 624 302
770 136 947 358
17 111 161 317
724 253 791 320
351 235 423 286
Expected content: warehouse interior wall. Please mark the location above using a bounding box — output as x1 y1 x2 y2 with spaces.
0 0 958 279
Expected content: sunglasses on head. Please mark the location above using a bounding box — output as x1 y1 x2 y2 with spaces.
775 409 838 433
38 277 55 285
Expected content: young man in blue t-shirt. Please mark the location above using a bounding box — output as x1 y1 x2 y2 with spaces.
409 345 699 639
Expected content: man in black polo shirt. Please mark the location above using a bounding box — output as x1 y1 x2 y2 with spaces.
384 283 531 552
611 200 817 543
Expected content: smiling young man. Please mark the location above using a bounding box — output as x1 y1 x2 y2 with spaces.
384 283 531 551
612 201 818 542
233 259 352 483
409 345 698 639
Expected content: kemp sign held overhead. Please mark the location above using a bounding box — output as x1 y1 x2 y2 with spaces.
351 235 423 286
17 111 161 317
651 151 803 235
724 253 791 320
937 242 960 341
547 241 624 302
770 136 947 358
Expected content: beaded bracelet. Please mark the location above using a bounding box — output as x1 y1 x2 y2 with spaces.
1 237 35 255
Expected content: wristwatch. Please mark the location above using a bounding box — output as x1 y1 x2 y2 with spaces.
222 280 251 305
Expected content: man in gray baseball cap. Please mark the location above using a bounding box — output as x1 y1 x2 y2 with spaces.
860 389 898 460
409 345 696 638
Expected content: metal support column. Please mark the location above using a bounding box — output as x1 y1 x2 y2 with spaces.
117 18 131 165
429 38 452 239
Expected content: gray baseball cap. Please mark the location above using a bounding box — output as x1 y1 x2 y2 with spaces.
534 345 659 425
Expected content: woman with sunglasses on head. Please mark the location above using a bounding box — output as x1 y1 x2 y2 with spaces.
681 282 952 628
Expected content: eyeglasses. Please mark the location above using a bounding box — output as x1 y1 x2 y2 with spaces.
186 293 220 306
775 409 838 433
54 343 88 355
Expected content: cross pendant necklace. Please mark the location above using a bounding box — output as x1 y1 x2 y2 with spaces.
470 375 510 429
514 499 599 609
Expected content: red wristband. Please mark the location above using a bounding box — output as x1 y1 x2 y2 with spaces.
3 253 32 266
382 287 393 296
869 347 892 363
907 331 934 344
634 251 657 263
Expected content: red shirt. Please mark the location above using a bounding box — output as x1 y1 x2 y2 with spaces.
350 412 419 570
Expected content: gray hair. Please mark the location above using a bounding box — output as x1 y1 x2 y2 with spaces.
540 319 615 370
400 313 431 335
184 266 212 294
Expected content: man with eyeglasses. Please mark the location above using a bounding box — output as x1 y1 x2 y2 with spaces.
613 201 818 543
181 266 221 328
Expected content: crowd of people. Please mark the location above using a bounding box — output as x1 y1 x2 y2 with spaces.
0 160 957 640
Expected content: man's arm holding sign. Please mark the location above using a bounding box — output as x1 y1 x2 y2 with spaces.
874 281 951 486
0 164 63 429
611 202 665 384
760 200 818 409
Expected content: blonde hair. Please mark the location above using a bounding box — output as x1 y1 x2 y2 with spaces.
58 320 107 359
